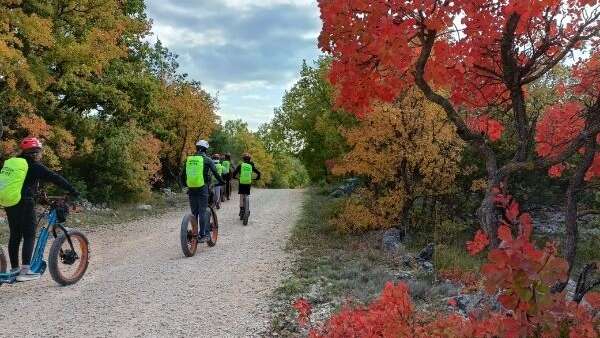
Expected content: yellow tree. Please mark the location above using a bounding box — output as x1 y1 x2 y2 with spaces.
332 90 463 233
158 81 218 182
236 130 275 188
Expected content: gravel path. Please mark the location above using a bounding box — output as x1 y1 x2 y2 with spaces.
0 189 305 337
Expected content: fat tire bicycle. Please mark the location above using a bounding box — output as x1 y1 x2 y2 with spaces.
180 190 219 257
0 197 90 286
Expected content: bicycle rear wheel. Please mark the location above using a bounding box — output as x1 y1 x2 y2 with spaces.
207 207 218 247
48 230 90 286
180 214 198 257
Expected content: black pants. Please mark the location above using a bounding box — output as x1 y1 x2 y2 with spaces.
224 173 232 199
5 199 37 269
188 187 209 237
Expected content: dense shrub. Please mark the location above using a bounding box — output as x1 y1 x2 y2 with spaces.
77 124 162 202
330 90 462 232
297 191 600 338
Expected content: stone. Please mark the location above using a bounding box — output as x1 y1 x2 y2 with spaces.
136 204 152 211
395 270 414 281
329 178 361 198
382 228 405 253
420 261 434 274
418 243 435 261
400 255 416 269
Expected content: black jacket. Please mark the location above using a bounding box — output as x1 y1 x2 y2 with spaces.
180 151 224 193
17 156 78 200
232 161 261 183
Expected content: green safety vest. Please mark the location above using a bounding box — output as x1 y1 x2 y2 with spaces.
186 155 205 188
222 160 230 174
240 163 253 185
0 158 28 207
213 162 223 184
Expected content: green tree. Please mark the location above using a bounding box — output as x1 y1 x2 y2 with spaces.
262 57 356 182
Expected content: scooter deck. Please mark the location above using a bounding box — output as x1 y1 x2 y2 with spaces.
0 270 19 284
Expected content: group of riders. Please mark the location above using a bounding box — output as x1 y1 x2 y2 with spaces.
181 139 261 243
0 137 260 282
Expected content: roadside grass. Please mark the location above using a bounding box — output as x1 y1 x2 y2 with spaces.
269 190 398 336
0 192 188 244
268 189 488 336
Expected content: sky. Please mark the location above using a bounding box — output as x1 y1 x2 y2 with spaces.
145 0 322 129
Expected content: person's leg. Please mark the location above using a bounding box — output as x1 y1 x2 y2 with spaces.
198 187 209 237
20 199 36 266
216 186 221 207
188 193 201 238
239 191 245 217
5 205 23 270
188 193 200 219
225 175 231 200
15 200 41 281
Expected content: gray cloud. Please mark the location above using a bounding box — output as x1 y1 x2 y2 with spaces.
146 0 321 129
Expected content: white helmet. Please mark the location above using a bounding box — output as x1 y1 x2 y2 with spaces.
196 140 209 149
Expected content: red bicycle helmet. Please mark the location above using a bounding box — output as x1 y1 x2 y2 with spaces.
20 137 43 152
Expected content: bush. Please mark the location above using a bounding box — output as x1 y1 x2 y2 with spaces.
270 155 310 189
297 192 600 337
77 123 162 203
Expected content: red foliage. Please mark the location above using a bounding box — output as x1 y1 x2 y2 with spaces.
439 268 480 291
585 292 600 310
466 230 489 256
299 187 599 337
548 163 567 177
535 102 585 160
293 298 312 326
466 115 505 142
319 0 599 117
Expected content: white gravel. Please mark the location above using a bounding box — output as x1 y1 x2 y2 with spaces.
0 189 305 337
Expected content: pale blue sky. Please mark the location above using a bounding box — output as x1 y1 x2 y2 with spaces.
145 0 322 129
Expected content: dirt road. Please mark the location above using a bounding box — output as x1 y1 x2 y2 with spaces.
0 189 305 337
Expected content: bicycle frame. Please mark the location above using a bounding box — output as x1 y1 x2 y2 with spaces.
0 204 73 283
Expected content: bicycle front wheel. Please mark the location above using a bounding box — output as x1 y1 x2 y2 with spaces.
48 230 90 286
180 214 198 257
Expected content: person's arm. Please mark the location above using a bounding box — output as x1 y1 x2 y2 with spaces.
180 166 188 188
232 165 241 179
32 163 79 196
205 157 225 185
252 162 261 181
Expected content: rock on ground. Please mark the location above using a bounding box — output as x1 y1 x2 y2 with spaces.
0 189 305 338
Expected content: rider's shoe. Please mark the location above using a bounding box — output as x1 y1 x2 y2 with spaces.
9 267 20 276
197 234 208 243
16 269 41 282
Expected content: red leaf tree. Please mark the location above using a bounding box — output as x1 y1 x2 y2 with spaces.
318 0 600 281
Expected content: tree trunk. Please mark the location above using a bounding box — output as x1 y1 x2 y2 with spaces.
555 135 597 292
399 198 414 236
478 185 500 247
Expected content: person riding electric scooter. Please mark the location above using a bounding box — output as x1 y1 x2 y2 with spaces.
180 140 224 242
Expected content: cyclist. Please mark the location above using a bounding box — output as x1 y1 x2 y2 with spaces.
0 137 79 282
221 153 232 200
212 153 223 209
232 153 261 218
181 140 224 243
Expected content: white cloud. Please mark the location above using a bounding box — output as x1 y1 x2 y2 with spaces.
151 23 227 48
222 0 315 10
222 80 274 92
